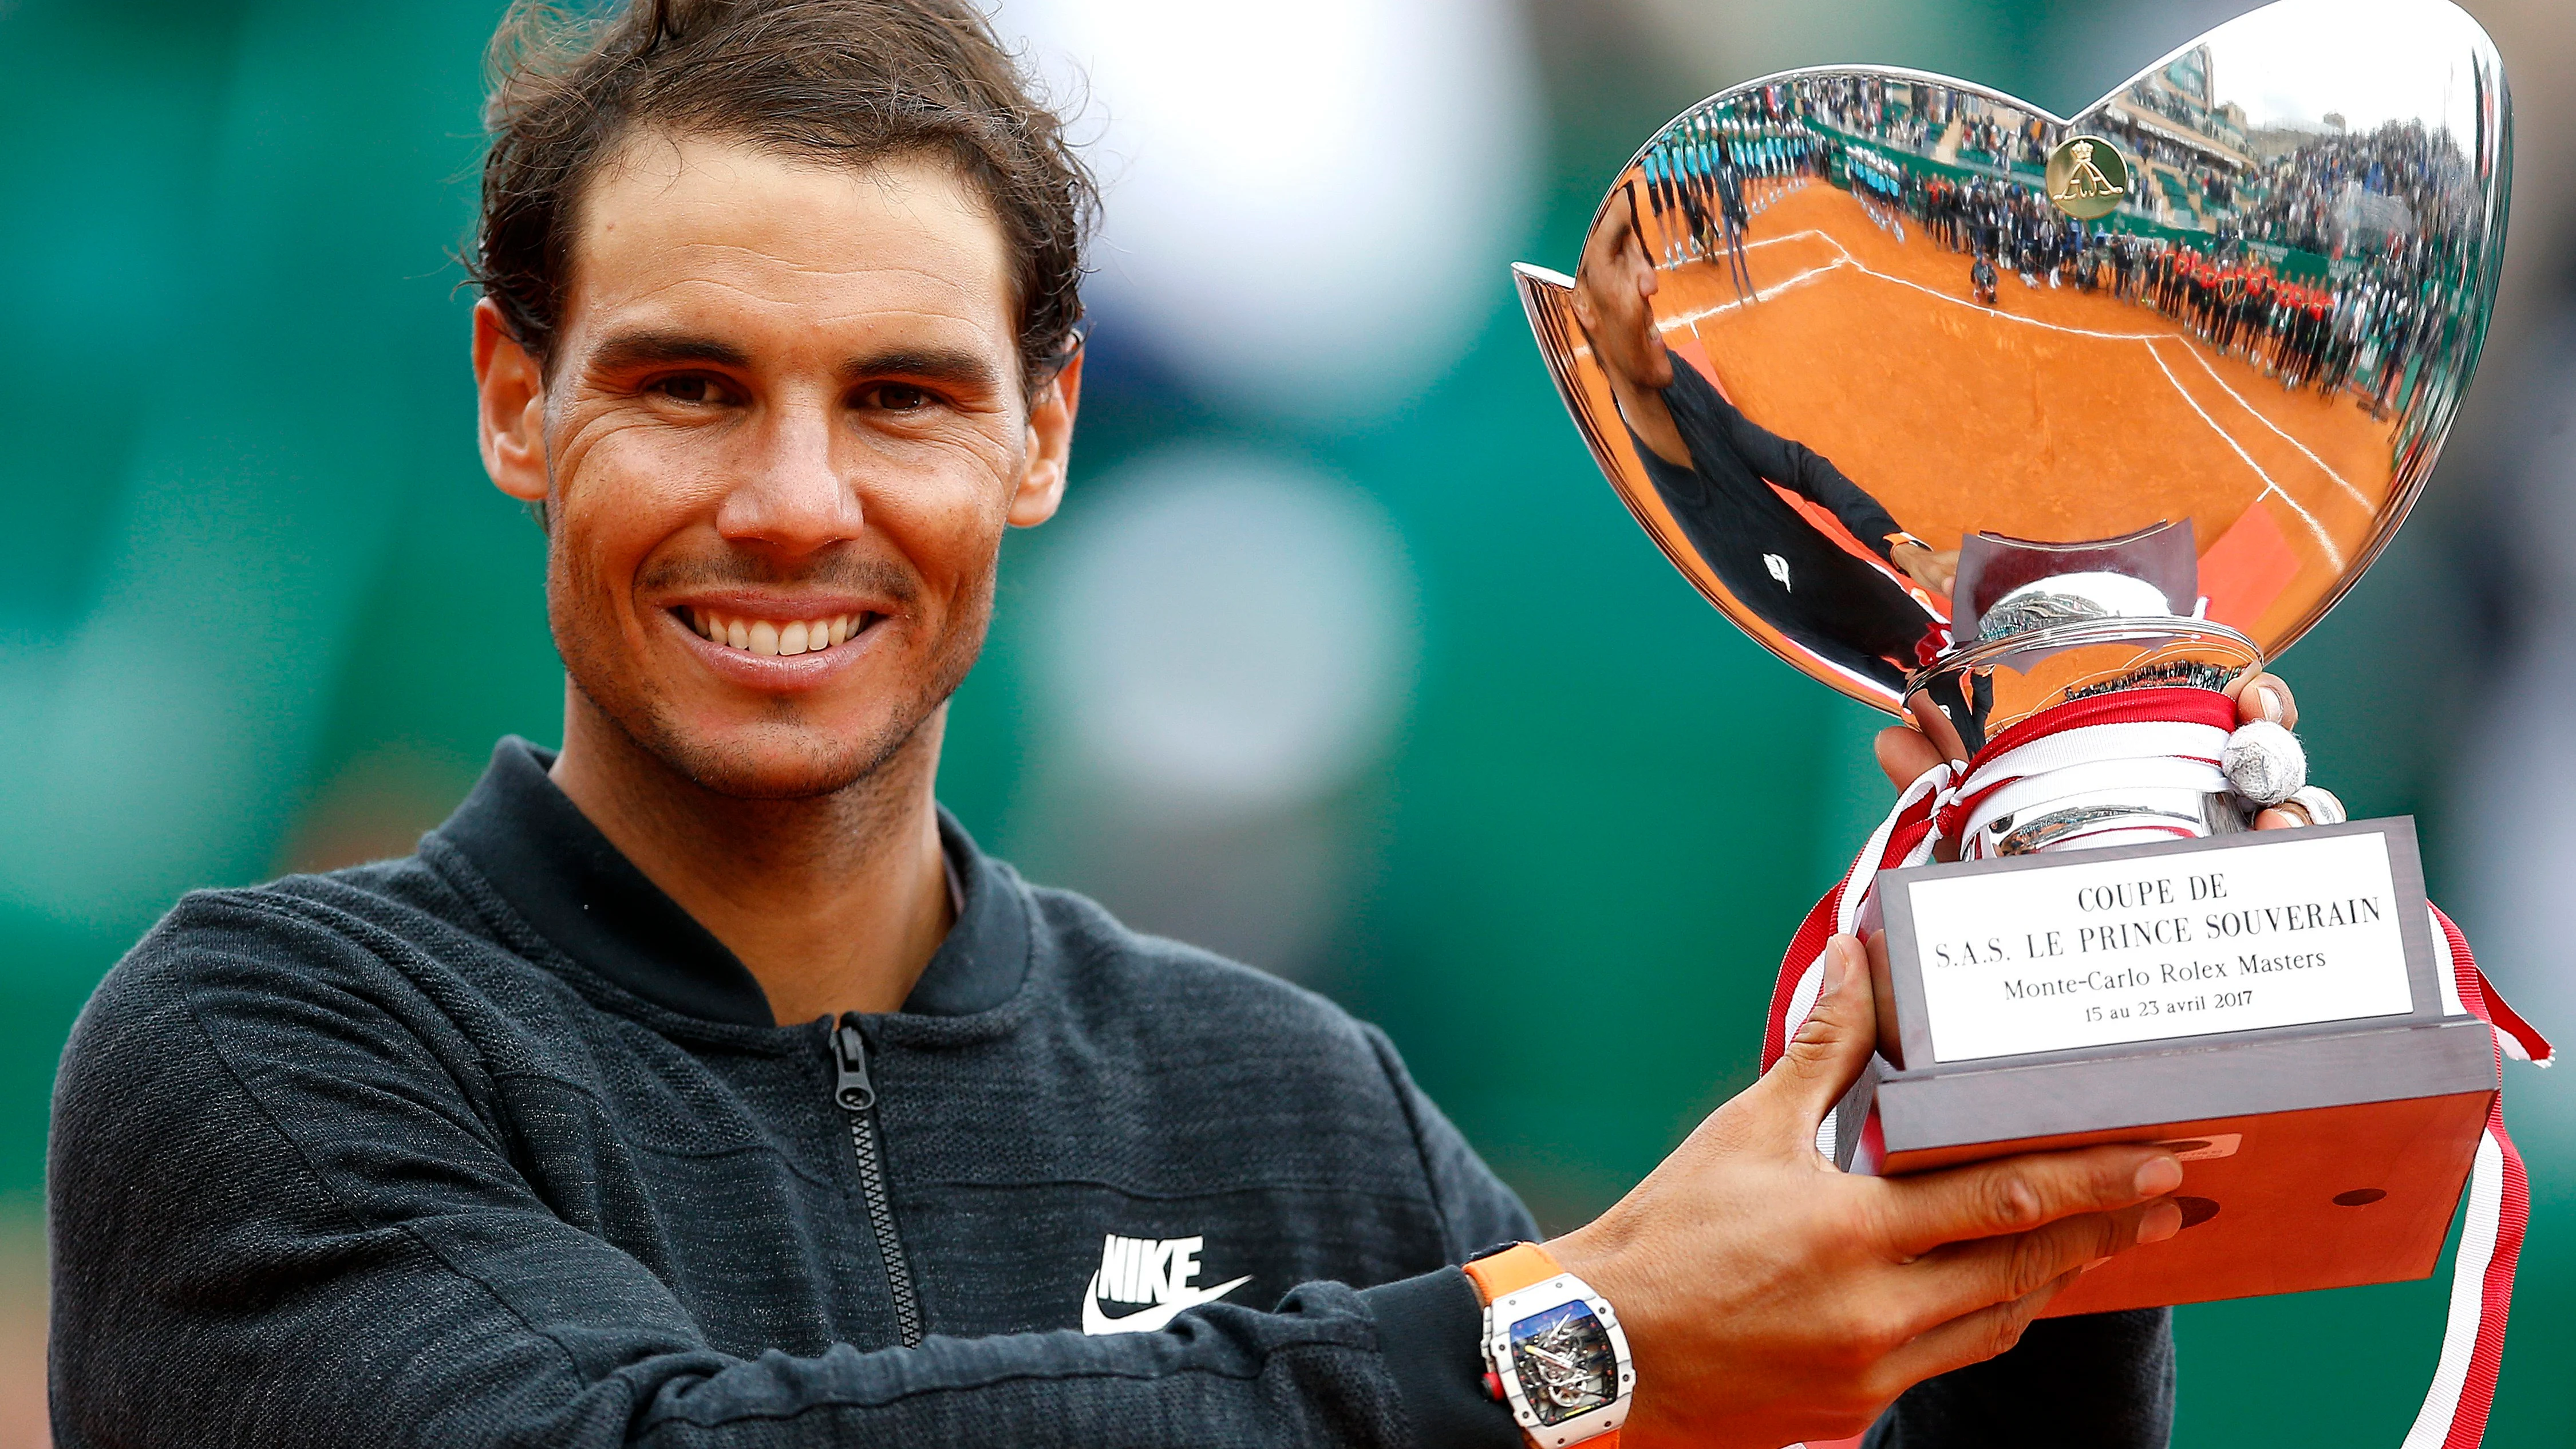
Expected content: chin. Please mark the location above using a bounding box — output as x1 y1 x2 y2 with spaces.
660 716 922 800
582 670 931 800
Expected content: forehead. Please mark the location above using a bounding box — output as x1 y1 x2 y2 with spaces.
563 132 1017 362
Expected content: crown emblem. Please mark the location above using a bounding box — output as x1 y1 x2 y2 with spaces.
2048 136 2129 219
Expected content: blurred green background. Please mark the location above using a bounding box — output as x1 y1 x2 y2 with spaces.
2 0 2570 1443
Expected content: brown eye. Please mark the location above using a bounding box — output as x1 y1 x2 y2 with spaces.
654 374 726 404
864 382 932 412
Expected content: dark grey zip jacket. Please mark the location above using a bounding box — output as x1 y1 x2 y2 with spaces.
48 739 2172 1448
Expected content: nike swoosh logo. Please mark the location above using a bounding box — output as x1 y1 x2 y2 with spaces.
1080 1272 1253 1335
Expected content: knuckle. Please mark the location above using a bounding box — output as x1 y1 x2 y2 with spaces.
1849 1364 1918 1418
1984 1304 2034 1361
1982 1172 2045 1232
2006 1231 2061 1298
1833 1302 1906 1361
1852 1189 1903 1253
1861 1304 1918 1357
2096 1210 2132 1259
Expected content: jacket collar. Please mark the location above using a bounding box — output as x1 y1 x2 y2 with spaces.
434 737 1028 1026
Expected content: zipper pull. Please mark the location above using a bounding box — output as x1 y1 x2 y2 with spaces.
833 1020 875 1112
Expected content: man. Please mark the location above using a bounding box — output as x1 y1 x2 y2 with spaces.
52 2 2277 1445
1571 194 1953 695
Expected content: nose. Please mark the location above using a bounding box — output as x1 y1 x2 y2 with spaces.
712 392 863 555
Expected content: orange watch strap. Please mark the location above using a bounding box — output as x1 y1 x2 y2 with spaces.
1463 1242 1563 1302
1465 1243 1623 1449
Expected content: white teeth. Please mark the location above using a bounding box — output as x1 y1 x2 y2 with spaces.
691 610 863 656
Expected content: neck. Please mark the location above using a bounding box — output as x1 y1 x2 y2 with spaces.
548 691 955 1023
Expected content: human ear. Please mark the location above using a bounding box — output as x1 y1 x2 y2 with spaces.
1008 348 1082 529
473 298 550 506
1570 279 1599 334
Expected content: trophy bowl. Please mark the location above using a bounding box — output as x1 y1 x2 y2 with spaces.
1516 0 2507 766
1515 0 2525 1328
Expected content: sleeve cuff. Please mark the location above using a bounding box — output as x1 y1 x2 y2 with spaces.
1358 1268 1524 1449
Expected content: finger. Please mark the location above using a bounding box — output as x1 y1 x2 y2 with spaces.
1905 1199 2182 1322
1905 688 1971 765
1874 1272 2076 1389
2253 804 2306 831
1870 1145 2183 1260
2227 670 2297 729
1876 725 1945 792
1759 935 1879 1134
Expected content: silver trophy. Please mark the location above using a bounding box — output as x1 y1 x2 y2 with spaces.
1518 0 2515 1317
1519 0 2504 851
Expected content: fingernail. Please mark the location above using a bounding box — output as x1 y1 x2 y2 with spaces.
2135 1156 2183 1197
2138 1201 2184 1245
1822 939 1850 994
2257 686 2284 724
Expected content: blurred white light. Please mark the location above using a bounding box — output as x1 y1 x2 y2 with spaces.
1035 444 1415 809
996 0 1539 420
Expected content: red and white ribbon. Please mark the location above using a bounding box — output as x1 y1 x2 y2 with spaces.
1767 686 2553 1448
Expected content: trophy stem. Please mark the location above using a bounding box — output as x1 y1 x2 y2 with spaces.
1909 617 2263 856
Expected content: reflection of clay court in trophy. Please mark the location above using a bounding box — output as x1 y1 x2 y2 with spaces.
1519 0 2505 735
1516 0 2527 1326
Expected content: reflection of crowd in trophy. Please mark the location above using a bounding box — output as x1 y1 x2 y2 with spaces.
2243 121 2471 258
1635 84 1819 298
1709 70 2494 440
2234 121 2491 432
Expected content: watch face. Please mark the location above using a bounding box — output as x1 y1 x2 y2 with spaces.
1507 1301 1620 1426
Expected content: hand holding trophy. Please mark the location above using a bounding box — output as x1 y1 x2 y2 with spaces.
1520 0 2551 1440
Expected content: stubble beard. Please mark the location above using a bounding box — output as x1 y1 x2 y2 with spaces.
553 544 997 806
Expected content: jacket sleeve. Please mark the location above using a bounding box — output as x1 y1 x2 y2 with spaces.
1349 1025 1542 1449
45 893 1507 1449
1659 361 1909 560
1866 1309 2176 1449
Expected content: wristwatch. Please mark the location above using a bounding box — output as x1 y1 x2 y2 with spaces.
1463 1242 1634 1448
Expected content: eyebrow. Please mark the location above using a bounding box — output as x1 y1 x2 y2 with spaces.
836 346 1003 393
582 329 1006 395
586 329 753 374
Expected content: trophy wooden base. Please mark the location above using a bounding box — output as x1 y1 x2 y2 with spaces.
1842 818 2497 1315
1831 1017 2495 1315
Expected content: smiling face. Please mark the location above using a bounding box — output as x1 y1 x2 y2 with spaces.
474 133 1077 800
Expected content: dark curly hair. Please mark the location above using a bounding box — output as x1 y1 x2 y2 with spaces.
471 0 1095 390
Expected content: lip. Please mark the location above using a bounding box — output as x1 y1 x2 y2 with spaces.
661 588 895 621
654 595 894 694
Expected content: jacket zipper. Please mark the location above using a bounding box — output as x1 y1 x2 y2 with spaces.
833 1017 924 1347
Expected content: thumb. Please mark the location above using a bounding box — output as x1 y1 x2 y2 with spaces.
1876 720 1949 792
1761 934 1878 1131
